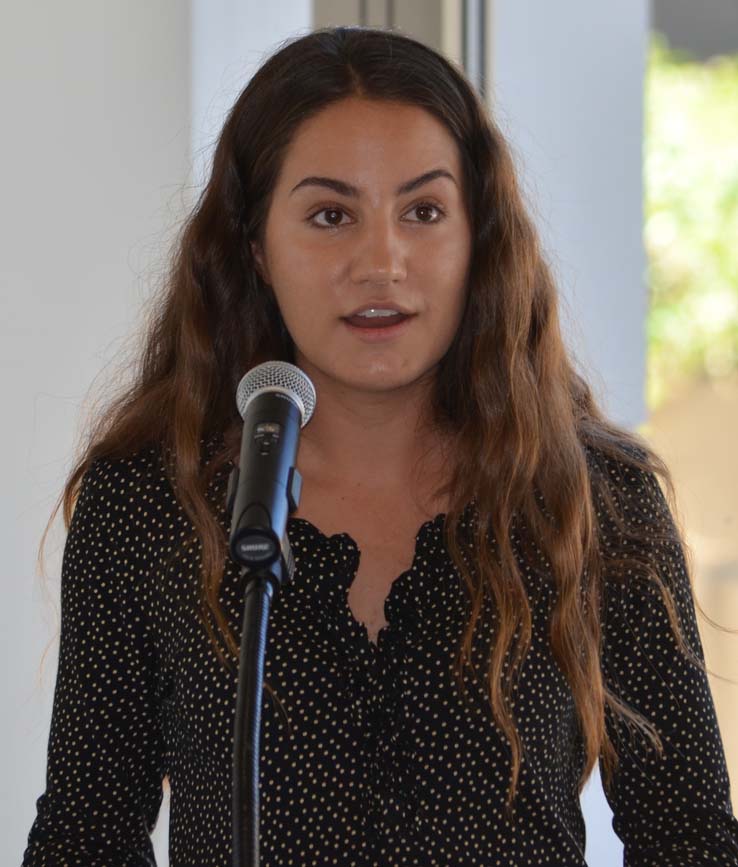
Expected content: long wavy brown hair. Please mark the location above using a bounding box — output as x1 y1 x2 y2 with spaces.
38 25 730 817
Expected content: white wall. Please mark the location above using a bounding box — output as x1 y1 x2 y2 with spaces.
1 2 191 863
489 1 650 864
191 1 312 191
490 0 649 433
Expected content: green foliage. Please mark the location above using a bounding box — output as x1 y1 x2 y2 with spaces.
645 33 738 409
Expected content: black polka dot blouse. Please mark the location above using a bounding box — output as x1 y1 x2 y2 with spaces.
23 435 738 865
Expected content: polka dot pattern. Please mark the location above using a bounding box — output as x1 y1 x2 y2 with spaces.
23 437 738 865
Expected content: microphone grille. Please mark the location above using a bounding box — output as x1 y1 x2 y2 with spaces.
236 361 316 426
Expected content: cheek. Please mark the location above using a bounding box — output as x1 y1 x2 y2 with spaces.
417 238 469 298
276 293 327 342
268 248 340 306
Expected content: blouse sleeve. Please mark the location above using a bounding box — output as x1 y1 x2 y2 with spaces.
22 456 166 866
597 460 738 866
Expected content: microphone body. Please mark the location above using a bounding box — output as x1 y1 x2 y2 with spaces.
229 391 302 569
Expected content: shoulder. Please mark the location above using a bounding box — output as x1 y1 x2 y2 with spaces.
76 443 169 514
581 437 684 596
583 438 672 525
583 438 650 484
581 438 690 616
71 443 188 561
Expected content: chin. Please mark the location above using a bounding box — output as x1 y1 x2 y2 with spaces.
347 362 428 388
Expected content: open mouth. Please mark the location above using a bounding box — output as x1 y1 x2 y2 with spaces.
343 311 412 329
341 313 416 339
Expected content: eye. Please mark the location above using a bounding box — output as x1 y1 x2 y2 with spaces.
308 207 346 229
408 202 445 223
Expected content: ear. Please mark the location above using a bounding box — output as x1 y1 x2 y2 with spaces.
250 240 271 285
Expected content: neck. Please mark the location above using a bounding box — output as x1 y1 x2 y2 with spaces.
294 384 454 502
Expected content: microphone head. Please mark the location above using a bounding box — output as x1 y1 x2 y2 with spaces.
236 361 316 426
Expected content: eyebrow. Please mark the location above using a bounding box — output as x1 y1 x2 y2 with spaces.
289 168 457 198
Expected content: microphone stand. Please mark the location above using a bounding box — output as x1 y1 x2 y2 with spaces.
226 461 301 867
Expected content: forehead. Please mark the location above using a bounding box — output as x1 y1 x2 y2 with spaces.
279 98 461 181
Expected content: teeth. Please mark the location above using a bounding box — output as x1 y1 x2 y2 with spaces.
356 309 401 317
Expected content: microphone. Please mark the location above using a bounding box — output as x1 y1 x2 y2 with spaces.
227 361 316 574
227 361 316 866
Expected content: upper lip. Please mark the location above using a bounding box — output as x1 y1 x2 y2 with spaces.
343 301 415 318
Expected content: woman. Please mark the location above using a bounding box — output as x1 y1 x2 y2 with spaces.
23 25 738 866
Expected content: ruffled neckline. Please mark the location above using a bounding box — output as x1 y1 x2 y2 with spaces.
287 512 444 651
285 502 476 655
287 510 447 557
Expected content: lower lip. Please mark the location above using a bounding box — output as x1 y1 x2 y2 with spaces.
341 315 416 341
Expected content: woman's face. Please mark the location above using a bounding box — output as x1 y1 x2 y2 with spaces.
251 96 473 392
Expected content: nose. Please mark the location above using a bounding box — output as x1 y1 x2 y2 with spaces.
349 220 407 285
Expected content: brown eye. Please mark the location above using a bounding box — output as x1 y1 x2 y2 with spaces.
309 208 348 228
402 202 443 223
